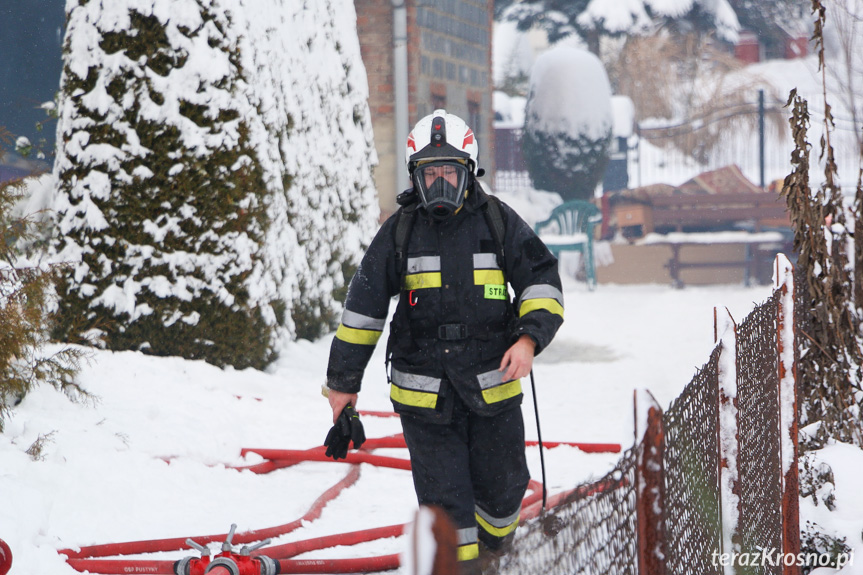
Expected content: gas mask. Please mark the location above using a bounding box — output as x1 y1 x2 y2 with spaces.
413 160 470 220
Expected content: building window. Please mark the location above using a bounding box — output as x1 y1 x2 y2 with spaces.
468 101 481 136
432 93 447 110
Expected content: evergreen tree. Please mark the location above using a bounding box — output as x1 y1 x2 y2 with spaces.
496 0 740 54
248 1 379 342
52 3 272 369
51 0 379 368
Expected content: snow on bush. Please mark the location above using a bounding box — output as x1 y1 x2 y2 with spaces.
577 0 740 43
521 44 612 201
51 0 378 369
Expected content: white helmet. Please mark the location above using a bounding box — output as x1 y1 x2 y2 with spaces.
405 109 478 174
405 110 479 219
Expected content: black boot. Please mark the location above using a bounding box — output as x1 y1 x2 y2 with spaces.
477 533 515 575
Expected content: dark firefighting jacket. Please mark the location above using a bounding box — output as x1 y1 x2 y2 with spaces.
326 185 564 420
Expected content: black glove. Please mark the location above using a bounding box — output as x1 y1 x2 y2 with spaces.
324 404 366 460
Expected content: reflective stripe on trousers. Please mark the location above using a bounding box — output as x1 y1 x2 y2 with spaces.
475 505 520 539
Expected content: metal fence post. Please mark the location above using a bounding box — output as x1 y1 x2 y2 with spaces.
634 389 667 575
775 255 800 575
715 307 741 574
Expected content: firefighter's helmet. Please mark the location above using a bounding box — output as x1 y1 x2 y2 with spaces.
405 110 478 219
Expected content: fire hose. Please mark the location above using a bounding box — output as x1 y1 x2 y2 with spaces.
48 413 621 575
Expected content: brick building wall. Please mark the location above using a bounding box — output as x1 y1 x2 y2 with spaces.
355 0 495 217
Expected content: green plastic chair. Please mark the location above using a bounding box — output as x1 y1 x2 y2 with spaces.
533 200 602 290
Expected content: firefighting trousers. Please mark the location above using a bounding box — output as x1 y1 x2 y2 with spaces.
399 390 530 562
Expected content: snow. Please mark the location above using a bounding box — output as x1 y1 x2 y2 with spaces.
774 255 797 478
1 256 793 574
801 443 863 573
492 20 545 88
611 96 635 138
578 0 653 36
400 508 437 575
525 45 612 141
492 92 527 129
640 231 787 245
639 0 740 41
715 307 740 571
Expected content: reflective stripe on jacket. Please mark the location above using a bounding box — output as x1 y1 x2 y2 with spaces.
326 186 563 418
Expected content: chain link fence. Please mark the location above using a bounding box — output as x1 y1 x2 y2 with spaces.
663 345 723 575
501 447 638 575
737 292 784 575
500 264 798 575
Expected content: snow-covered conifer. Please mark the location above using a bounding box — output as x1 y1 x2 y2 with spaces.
233 1 379 342
52 0 377 369
53 1 274 369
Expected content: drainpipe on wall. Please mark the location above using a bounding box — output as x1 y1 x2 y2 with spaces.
392 0 409 194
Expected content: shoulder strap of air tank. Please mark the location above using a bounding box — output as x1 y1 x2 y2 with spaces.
393 205 418 279
481 191 507 272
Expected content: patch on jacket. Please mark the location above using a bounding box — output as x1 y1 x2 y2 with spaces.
484 284 507 300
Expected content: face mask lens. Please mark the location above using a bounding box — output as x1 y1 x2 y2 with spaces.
414 162 468 218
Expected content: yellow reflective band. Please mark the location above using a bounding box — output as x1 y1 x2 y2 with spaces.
390 384 438 409
457 543 479 562
519 297 564 318
481 379 522 404
335 324 383 345
476 513 519 538
474 269 505 285
404 272 442 290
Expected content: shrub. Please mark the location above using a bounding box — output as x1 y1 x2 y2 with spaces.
51 6 272 369
0 162 86 431
522 45 612 201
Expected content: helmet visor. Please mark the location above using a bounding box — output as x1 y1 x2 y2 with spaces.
413 161 470 219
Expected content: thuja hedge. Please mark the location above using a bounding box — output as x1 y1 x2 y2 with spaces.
52 9 274 370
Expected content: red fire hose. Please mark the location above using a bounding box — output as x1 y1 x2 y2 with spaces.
277 554 401 573
61 464 362 560
0 538 12 575
59 419 621 575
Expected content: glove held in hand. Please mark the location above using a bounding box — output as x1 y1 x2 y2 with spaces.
324 404 366 460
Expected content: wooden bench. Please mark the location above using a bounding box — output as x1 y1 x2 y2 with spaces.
534 200 602 290
650 192 790 233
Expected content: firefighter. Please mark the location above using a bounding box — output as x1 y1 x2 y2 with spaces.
324 109 564 574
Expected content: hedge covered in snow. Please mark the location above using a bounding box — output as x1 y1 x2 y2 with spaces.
51 0 378 369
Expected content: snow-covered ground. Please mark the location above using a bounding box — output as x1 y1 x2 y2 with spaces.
6 261 862 574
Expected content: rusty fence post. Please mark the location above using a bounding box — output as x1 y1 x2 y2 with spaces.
715 307 741 574
775 255 800 575
634 389 667 575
